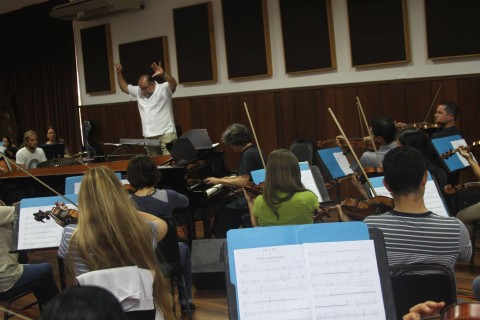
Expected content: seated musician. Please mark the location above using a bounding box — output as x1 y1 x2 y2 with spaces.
58 167 174 319
1 135 18 159
15 130 47 169
396 128 448 191
0 202 59 307
204 123 264 238
455 147 480 237
339 146 471 273
337 115 397 172
45 126 60 145
244 149 319 227
126 155 195 314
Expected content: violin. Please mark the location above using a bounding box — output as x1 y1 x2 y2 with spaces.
440 141 480 159
441 302 480 319
326 168 384 190
34 202 79 227
406 122 441 132
317 137 374 150
244 182 263 197
339 196 394 221
444 182 480 195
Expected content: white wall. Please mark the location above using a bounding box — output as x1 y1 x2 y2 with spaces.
73 0 480 106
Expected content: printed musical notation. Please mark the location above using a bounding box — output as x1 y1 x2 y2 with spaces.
234 240 385 320
333 151 354 176
371 174 449 217
17 205 72 250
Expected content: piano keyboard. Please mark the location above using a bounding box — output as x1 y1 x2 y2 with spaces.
206 184 224 197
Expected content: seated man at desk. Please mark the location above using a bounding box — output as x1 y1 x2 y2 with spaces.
15 130 47 169
0 203 59 307
339 146 471 273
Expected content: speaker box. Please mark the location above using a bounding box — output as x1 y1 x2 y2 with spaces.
191 239 227 290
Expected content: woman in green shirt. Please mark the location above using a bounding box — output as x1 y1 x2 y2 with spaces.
245 149 319 226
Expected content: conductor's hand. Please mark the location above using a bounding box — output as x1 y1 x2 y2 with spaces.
114 63 123 74
403 301 445 320
151 61 165 78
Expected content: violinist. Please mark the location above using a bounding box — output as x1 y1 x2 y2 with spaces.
204 124 265 238
337 115 397 172
397 128 448 192
454 147 480 237
432 101 460 139
57 166 174 319
403 301 446 320
340 147 471 273
0 202 59 307
244 149 319 227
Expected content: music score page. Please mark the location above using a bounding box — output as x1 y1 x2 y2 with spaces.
234 240 385 320
17 205 72 250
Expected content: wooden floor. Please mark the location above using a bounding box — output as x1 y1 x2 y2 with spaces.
2 219 479 320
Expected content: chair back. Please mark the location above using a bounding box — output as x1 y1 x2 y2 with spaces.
289 138 314 165
156 217 182 277
389 263 457 319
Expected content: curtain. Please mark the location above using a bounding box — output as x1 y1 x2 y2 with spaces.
0 0 80 153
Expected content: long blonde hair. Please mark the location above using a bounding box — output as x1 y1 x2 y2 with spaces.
69 166 173 319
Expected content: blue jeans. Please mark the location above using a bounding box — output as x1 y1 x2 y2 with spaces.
0 263 59 306
178 242 193 304
473 275 480 300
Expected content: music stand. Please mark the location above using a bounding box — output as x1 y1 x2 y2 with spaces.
40 143 65 160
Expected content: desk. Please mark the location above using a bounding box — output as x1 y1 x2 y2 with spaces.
0 155 170 197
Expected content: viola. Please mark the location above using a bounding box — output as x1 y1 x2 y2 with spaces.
440 141 480 159
34 202 79 227
314 205 337 222
406 122 441 131
444 182 480 195
339 196 394 221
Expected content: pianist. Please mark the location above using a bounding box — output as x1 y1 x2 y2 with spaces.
205 124 264 238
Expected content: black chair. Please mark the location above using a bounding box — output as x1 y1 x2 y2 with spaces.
1 289 42 320
289 138 314 165
389 263 457 320
156 217 192 319
470 220 480 274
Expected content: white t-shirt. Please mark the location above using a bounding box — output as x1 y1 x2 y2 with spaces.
128 81 176 137
15 147 47 169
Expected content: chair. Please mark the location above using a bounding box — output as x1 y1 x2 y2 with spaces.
289 138 314 165
1 290 42 320
389 263 457 320
156 217 192 319
76 266 158 320
470 220 480 274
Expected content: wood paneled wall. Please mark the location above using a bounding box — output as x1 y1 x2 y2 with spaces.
80 74 480 171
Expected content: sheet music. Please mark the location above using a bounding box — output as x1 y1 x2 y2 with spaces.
372 177 449 217
333 151 354 176
299 162 323 202
17 205 71 250
304 240 385 320
449 139 471 167
234 241 385 320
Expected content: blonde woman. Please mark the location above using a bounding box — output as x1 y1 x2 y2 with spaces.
58 166 173 320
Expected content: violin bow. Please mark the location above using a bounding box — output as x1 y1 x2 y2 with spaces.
423 84 442 123
244 102 266 169
355 100 366 138
328 108 378 197
356 96 382 168
0 151 78 208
